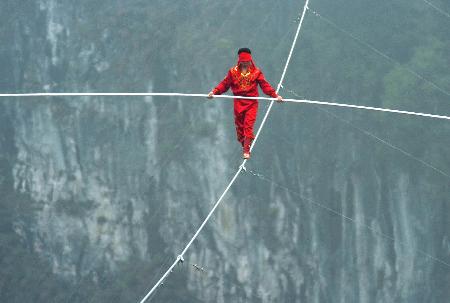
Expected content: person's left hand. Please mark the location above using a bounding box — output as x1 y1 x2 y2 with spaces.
276 95 283 102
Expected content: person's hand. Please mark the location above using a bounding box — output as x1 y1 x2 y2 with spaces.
207 91 215 99
276 95 283 103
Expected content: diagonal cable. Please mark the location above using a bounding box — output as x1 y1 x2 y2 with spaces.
422 0 450 19
282 86 450 179
308 7 450 98
137 1 311 302
243 168 450 268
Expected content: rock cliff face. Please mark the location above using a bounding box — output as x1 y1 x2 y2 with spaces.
1 1 448 302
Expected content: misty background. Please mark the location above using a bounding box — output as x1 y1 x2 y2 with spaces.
0 0 449 302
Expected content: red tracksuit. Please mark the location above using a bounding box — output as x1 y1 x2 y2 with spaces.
213 64 278 153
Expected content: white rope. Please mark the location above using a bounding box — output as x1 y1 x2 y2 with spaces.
308 8 450 98
284 86 450 179
245 168 450 268
250 0 310 153
422 0 450 19
3 92 450 121
283 97 450 121
138 1 311 302
0 92 209 97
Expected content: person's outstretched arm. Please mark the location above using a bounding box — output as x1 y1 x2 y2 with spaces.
208 71 232 99
257 71 283 102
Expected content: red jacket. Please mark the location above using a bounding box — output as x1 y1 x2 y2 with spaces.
213 65 278 100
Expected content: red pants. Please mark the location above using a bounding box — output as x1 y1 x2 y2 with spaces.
234 99 258 153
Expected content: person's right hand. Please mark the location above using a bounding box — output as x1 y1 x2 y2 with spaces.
207 91 214 99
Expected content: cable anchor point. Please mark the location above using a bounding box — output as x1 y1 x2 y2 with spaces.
177 255 185 264
192 264 206 272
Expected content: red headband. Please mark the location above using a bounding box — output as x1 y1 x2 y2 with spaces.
238 52 252 63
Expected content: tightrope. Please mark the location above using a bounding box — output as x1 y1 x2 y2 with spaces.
137 1 311 302
2 92 450 121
